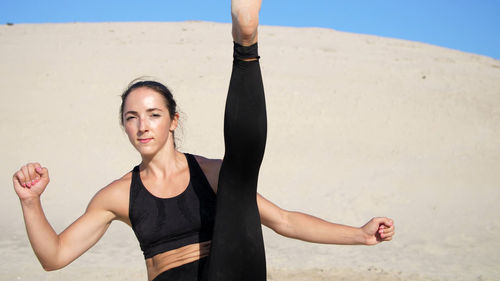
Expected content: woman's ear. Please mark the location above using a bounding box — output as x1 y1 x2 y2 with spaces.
169 112 180 132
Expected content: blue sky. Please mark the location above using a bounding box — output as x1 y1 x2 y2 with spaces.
1 0 500 60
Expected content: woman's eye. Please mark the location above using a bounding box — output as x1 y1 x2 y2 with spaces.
152 114 161 118
126 116 135 121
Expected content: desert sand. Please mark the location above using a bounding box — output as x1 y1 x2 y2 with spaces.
1 22 499 281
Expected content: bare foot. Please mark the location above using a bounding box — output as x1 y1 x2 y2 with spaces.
231 0 262 46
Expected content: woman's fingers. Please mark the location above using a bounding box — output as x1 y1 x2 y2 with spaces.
33 163 44 185
34 162 42 175
13 163 50 201
17 163 43 188
20 165 32 187
27 163 40 186
14 170 27 188
366 217 395 241
381 229 394 240
33 166 49 187
378 220 395 240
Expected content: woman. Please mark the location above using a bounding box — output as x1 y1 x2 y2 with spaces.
12 1 395 280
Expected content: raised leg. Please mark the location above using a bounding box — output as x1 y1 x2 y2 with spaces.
207 1 267 280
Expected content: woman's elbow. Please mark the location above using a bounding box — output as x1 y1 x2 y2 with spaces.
39 257 67 271
269 210 296 238
42 263 62 272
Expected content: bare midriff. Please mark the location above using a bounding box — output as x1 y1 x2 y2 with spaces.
146 241 211 281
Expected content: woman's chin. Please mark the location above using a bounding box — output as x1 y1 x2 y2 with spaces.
134 146 158 157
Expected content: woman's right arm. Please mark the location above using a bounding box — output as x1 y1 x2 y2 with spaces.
13 162 123 271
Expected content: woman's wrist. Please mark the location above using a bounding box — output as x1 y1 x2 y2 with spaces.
357 227 370 245
20 196 42 209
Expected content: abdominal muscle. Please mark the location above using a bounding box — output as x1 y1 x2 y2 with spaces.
146 241 211 281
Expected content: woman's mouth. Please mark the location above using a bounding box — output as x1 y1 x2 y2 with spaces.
138 138 153 144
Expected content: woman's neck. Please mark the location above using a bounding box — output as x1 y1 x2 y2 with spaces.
139 146 183 178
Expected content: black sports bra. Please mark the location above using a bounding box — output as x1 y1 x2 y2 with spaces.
129 153 217 259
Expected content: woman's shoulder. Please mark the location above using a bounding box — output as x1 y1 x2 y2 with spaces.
101 170 133 195
191 154 222 193
89 170 133 223
192 154 222 166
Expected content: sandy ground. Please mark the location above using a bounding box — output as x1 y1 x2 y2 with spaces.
1 22 499 281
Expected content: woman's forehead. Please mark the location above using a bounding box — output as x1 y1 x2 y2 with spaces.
124 87 167 110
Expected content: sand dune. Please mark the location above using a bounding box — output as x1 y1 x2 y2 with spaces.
1 22 499 281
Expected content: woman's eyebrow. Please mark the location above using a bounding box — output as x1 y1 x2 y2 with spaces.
124 110 138 115
124 108 163 115
146 108 163 112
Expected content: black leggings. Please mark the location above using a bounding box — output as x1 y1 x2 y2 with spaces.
207 42 267 281
153 42 267 281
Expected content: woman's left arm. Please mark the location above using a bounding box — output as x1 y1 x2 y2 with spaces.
257 194 395 246
195 157 395 245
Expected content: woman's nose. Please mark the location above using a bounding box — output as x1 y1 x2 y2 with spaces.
138 118 149 132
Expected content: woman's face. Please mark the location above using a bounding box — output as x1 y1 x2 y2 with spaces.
122 87 178 157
